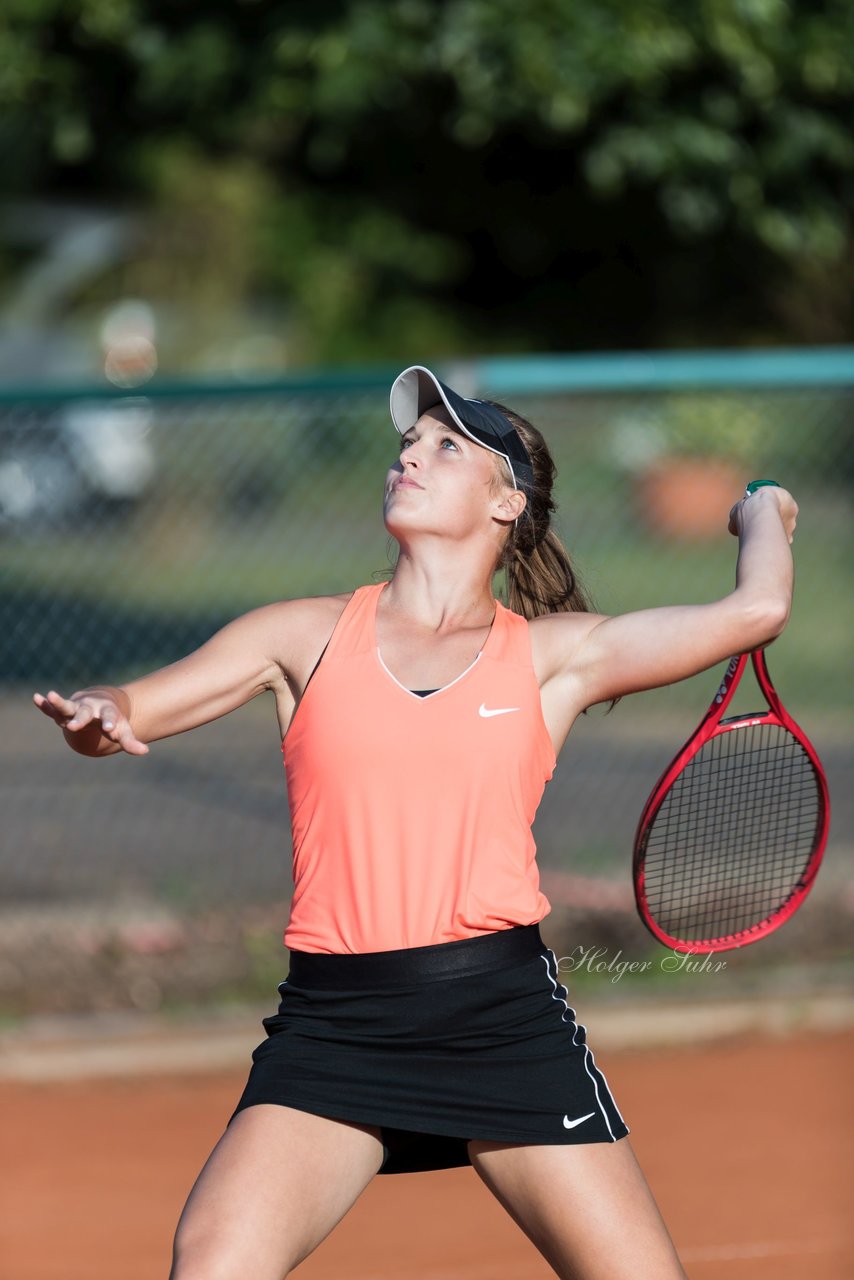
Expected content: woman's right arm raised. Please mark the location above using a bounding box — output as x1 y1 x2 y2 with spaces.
32 598 330 758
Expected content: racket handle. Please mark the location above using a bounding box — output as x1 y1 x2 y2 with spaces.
745 479 780 496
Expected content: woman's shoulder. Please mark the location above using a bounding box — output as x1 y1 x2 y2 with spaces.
260 585 387 650
227 590 362 687
258 589 359 636
527 609 608 685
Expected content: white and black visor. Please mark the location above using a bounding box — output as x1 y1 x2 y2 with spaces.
389 365 534 499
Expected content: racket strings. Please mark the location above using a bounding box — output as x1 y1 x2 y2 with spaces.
640 723 822 944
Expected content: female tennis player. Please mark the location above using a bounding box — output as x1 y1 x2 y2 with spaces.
34 365 797 1279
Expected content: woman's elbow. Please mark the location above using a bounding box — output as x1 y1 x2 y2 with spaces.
741 595 791 648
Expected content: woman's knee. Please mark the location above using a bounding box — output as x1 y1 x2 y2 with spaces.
169 1225 299 1280
170 1228 249 1280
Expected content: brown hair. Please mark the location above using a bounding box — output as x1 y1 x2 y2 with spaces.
486 401 594 621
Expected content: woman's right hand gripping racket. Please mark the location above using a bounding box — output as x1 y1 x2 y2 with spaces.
633 647 830 954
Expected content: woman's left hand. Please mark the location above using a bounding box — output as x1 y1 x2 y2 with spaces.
728 484 798 544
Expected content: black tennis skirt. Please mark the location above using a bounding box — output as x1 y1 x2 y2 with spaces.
233 923 629 1175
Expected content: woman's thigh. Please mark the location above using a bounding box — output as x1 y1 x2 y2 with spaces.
170 1104 385 1280
468 1136 687 1280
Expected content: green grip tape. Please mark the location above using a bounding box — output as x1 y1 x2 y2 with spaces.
745 479 780 496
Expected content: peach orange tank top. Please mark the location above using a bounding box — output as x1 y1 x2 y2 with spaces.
282 583 556 953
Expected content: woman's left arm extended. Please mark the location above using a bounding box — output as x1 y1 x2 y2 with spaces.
536 484 798 709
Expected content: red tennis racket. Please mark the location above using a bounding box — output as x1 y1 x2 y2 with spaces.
633 648 830 953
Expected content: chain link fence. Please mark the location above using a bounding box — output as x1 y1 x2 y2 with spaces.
2 351 852 1012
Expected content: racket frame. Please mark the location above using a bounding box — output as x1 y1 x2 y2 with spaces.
633 649 830 953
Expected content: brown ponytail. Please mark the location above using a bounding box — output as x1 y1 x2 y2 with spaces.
486 401 595 620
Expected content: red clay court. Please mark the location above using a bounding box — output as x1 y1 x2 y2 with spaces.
3 1023 851 1280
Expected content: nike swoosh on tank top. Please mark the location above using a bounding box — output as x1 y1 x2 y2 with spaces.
282 582 557 953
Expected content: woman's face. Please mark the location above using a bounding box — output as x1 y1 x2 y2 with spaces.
383 406 509 543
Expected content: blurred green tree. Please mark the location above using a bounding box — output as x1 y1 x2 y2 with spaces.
1 0 852 363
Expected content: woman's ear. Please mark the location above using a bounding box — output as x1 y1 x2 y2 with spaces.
493 489 527 524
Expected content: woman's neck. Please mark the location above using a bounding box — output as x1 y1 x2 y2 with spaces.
383 552 497 631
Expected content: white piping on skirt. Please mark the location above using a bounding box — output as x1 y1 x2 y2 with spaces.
540 949 625 1141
